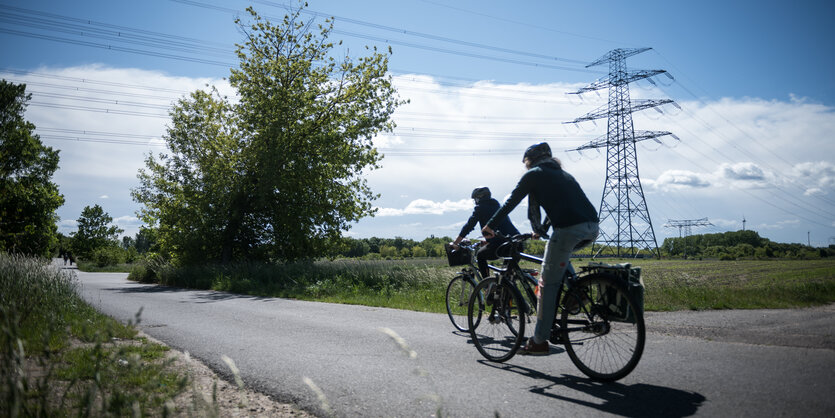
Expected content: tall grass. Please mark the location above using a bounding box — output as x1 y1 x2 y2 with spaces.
132 258 455 312
0 252 198 416
131 257 835 312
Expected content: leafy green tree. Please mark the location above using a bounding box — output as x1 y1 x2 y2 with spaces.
121 235 135 250
133 4 403 264
71 204 123 258
0 80 64 257
133 227 157 254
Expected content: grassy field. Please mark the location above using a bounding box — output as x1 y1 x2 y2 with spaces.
122 257 835 312
634 258 835 310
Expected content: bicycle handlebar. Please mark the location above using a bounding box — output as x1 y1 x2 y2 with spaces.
492 231 533 243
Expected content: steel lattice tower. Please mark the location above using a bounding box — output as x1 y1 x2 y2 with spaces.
566 48 677 258
664 218 713 257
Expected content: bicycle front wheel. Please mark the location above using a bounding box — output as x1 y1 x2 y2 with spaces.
446 274 478 332
468 278 525 362
560 274 645 382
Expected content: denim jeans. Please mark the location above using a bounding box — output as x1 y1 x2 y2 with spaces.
533 221 599 344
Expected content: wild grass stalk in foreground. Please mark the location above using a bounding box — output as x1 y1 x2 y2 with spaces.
130 257 835 312
0 252 199 415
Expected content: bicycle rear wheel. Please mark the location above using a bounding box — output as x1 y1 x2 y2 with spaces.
560 274 645 382
446 274 478 332
468 278 525 362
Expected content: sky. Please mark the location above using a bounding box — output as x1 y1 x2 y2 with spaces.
1 0 834 248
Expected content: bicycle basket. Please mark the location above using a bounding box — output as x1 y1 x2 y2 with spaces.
444 243 472 267
580 262 644 323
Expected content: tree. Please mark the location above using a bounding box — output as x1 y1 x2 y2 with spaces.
133 227 157 254
133 4 404 264
71 204 123 258
0 80 64 257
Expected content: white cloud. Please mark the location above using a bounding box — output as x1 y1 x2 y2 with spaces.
375 198 472 216
113 215 141 225
99 195 109 199
651 170 711 190
756 219 801 230
7 65 834 245
719 162 766 181
793 161 835 196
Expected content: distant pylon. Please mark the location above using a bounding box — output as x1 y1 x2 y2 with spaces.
566 48 678 258
664 218 713 257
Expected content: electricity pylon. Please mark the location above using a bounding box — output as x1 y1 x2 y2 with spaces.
664 218 713 258
566 47 677 258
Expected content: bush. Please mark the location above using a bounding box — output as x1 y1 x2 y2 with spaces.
91 245 127 267
128 264 156 283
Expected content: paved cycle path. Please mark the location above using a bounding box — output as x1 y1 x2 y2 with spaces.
71 268 834 417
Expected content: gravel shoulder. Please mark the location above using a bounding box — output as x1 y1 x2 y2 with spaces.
140 332 314 417
645 303 835 349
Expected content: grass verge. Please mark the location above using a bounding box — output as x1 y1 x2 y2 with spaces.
2 253 203 416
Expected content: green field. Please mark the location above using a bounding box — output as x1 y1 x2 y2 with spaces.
124 257 835 312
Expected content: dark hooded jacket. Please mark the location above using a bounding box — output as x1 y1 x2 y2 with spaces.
487 159 598 231
460 197 519 242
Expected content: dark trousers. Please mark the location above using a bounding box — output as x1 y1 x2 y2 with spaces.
476 240 502 278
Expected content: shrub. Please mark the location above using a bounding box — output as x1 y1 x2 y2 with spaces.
91 245 127 267
128 264 156 283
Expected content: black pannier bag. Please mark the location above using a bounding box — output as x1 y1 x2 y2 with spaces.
444 243 472 267
580 262 645 323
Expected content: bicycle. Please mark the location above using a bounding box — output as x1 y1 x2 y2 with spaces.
467 233 646 382
444 240 490 332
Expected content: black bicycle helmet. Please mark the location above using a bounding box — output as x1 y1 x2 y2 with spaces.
523 142 552 163
471 187 491 200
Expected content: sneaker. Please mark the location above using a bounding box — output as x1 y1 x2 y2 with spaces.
518 338 549 356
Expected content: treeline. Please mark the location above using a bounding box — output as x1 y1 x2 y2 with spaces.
661 230 834 260
330 236 452 259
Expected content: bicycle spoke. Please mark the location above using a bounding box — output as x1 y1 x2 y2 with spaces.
468 278 524 362
561 274 645 381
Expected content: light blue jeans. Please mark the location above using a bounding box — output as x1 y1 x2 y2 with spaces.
532 221 599 344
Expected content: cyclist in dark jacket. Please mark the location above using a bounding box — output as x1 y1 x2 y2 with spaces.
483 142 599 356
451 187 520 278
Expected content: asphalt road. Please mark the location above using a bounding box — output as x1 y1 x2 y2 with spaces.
68 266 835 417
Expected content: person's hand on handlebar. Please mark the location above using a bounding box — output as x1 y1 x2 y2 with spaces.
451 235 463 250
481 225 495 239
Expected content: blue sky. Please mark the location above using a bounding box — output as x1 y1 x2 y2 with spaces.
2 0 834 247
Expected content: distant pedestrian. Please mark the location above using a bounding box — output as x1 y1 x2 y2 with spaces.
62 252 68 265
68 252 74 266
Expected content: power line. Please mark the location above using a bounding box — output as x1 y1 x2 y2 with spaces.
0 68 193 94
0 27 235 67
177 0 597 68
415 0 629 47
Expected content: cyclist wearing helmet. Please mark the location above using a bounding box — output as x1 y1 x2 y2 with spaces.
482 142 599 356
451 186 520 278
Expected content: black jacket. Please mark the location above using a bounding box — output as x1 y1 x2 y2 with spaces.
488 160 598 230
460 197 520 241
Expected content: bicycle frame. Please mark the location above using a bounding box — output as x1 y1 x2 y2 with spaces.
489 244 577 318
